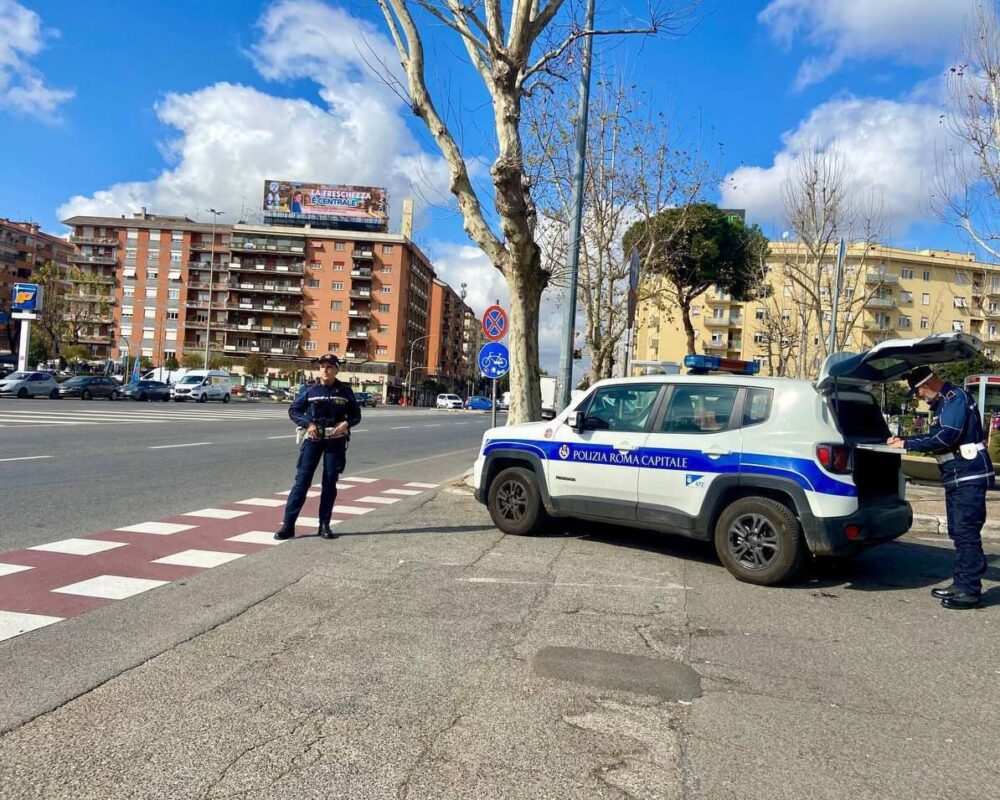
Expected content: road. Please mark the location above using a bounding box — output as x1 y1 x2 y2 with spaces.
0 399 498 551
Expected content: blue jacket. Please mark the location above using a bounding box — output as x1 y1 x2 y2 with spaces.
289 380 362 434
904 382 994 488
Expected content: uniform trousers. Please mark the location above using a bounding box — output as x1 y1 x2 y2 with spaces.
283 437 347 528
943 481 989 594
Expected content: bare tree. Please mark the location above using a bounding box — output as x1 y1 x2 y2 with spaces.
780 148 886 377
375 1 687 422
528 79 714 380
32 262 112 360
934 1 1000 259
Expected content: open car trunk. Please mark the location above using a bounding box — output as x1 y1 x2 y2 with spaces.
827 388 902 501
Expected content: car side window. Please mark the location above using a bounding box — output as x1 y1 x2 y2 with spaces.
742 388 773 426
661 385 739 434
584 385 660 433
30 374 44 381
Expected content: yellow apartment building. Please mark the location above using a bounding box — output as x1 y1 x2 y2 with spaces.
632 242 1000 378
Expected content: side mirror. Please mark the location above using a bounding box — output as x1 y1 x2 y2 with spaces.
569 410 586 431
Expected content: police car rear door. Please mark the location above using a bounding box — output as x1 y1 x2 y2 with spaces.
637 382 743 529
546 382 664 521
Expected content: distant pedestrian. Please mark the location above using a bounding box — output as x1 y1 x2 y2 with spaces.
274 354 362 540
887 366 993 609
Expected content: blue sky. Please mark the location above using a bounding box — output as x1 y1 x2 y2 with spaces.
0 0 987 365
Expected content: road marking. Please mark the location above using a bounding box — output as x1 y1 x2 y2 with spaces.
153 549 245 568
52 574 168 600
148 442 211 449
338 476 378 483
356 495 399 505
329 505 374 515
28 538 128 556
0 455 52 463
405 482 439 489
228 531 286 545
115 521 196 536
425 424 442 427
0 563 34 577
267 434 296 439
353 428 368 432
390 426 411 430
181 507 251 520
235 497 286 507
0 611 64 643
384 488 423 496
348 449 478 477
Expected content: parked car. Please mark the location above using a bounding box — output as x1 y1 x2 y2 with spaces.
56 375 122 400
436 393 463 409
171 370 232 403
498 391 510 410
354 391 378 407
465 395 494 410
0 371 59 399
121 380 171 401
245 383 275 399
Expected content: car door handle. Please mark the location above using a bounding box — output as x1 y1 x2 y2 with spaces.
704 445 731 459
614 441 638 452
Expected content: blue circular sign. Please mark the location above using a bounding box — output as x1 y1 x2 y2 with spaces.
478 342 510 379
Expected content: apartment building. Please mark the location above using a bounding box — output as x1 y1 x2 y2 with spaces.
633 242 1000 378
428 279 475 392
61 210 475 401
1 218 73 352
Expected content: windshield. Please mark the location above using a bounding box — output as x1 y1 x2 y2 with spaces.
64 377 88 385
179 375 203 385
5 372 29 380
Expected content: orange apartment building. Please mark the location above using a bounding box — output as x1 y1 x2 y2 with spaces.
1 218 73 354
61 211 476 402
428 278 476 394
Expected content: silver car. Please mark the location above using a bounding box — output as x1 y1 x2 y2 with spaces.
0 371 60 399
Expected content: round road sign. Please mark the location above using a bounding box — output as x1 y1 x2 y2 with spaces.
478 342 510 379
482 305 508 342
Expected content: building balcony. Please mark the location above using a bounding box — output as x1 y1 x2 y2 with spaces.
67 274 116 285
188 241 229 252
705 295 731 305
229 261 304 275
705 318 730 328
69 235 119 246
349 290 372 300
229 282 301 295
863 323 896 334
351 268 373 279
866 297 895 308
70 254 117 266
352 249 375 261
866 271 899 284
704 341 728 351
71 293 115 303
77 334 114 344
231 241 304 256
348 308 371 319
184 300 229 311
223 301 302 316
346 329 369 339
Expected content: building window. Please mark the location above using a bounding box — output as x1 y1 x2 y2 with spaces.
333 262 344 271
308 279 320 288
121 326 132 337
331 300 342 310
165 330 177 341
334 242 345 251
381 266 392 274
331 343 341 352
922 293 930 305
901 268 914 279
954 297 969 308
123 287 135 298
171 230 183 242
329 321 341 331
144 307 156 319
305 321 317 330
332 281 344 290
955 272 970 285
899 315 911 328
168 288 180 300
753 332 765 343
900 291 912 303
923 270 931 281
147 268 158 279
167 311 179 321
145 288 157 299
920 316 929 329
309 261 323 270
755 307 766 320
304 341 317 351
142 327 155 339
376 346 388 355
379 286 391 294
953 320 965 332
126 229 138 240
379 303 390 313
170 252 182 264
125 247 137 260
378 325 389 334
382 244 394 254
122 306 133 318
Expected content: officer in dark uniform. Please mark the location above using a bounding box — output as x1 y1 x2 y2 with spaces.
274 354 362 540
887 366 993 608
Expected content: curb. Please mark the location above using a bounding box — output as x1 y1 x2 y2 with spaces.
911 513 1000 540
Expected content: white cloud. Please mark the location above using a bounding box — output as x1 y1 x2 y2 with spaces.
759 0 979 89
720 94 952 237
0 0 72 117
59 1 451 230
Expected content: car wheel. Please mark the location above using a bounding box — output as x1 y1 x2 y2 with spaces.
138 392 147 401
17 387 28 399
714 496 805 586
198 393 207 403
110 390 120 401
487 466 550 536
222 393 230 404
49 388 59 399
81 389 92 400
161 394 170 402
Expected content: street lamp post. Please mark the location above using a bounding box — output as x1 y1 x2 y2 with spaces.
204 209 224 368
407 333 432 406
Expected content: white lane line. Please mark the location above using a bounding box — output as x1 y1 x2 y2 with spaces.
0 563 34 577
405 482 439 489
52 575 168 600
337 476 378 483
0 455 52 463
227 531 286 545
148 442 212 449
153 549 245 568
235 497 286 507
294 516 323 529
278 489 320 498
115 521 196 536
0 611 64 643
28 538 128 556
181 508 250 520
353 428 368 433
267 434 296 440
356 495 399 505
425 424 442 428
384 488 423 496
389 426 412 430
330 505 373 515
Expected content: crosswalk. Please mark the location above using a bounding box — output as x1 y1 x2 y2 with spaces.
0 403 472 428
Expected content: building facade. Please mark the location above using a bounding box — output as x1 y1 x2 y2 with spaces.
428 278 474 393
633 243 1000 377
62 210 476 401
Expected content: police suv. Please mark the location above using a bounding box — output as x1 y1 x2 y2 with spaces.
473 332 983 585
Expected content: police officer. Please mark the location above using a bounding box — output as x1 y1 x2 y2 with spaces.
274 354 362 540
887 366 993 608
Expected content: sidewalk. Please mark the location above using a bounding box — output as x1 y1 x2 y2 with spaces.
905 480 1000 537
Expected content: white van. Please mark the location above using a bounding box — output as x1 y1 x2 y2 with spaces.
170 370 232 403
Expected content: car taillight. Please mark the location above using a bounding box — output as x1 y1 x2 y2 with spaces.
816 444 851 474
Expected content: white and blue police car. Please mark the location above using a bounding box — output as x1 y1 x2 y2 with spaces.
473 332 984 585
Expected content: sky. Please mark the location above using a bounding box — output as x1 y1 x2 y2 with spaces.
0 0 987 371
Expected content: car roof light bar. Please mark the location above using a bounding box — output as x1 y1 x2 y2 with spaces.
683 354 760 375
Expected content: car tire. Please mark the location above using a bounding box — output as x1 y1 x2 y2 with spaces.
222 393 230 404
487 466 550 536
110 390 120 401
81 390 92 400
714 496 805 586
198 393 207 403
162 394 170 402
139 392 148 401
17 387 28 399
49 388 59 399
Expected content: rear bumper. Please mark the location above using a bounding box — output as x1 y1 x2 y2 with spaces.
802 497 912 556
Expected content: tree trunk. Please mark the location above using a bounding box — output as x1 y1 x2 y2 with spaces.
505 263 544 424
680 294 696 355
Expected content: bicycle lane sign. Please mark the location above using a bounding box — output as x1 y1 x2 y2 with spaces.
478 342 510 379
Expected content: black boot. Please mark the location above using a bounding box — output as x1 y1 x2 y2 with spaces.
931 583 959 599
941 592 982 609
274 525 295 540
318 523 338 539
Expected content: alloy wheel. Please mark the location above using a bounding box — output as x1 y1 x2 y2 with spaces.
495 479 528 522
726 513 780 570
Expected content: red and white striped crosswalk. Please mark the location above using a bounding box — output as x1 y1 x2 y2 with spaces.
0 476 439 643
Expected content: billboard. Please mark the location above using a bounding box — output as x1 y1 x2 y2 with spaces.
263 180 388 229
12 283 40 312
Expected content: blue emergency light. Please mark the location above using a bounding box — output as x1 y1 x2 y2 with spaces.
684 354 760 375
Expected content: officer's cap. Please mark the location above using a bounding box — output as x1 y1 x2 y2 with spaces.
905 365 934 395
317 353 341 367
